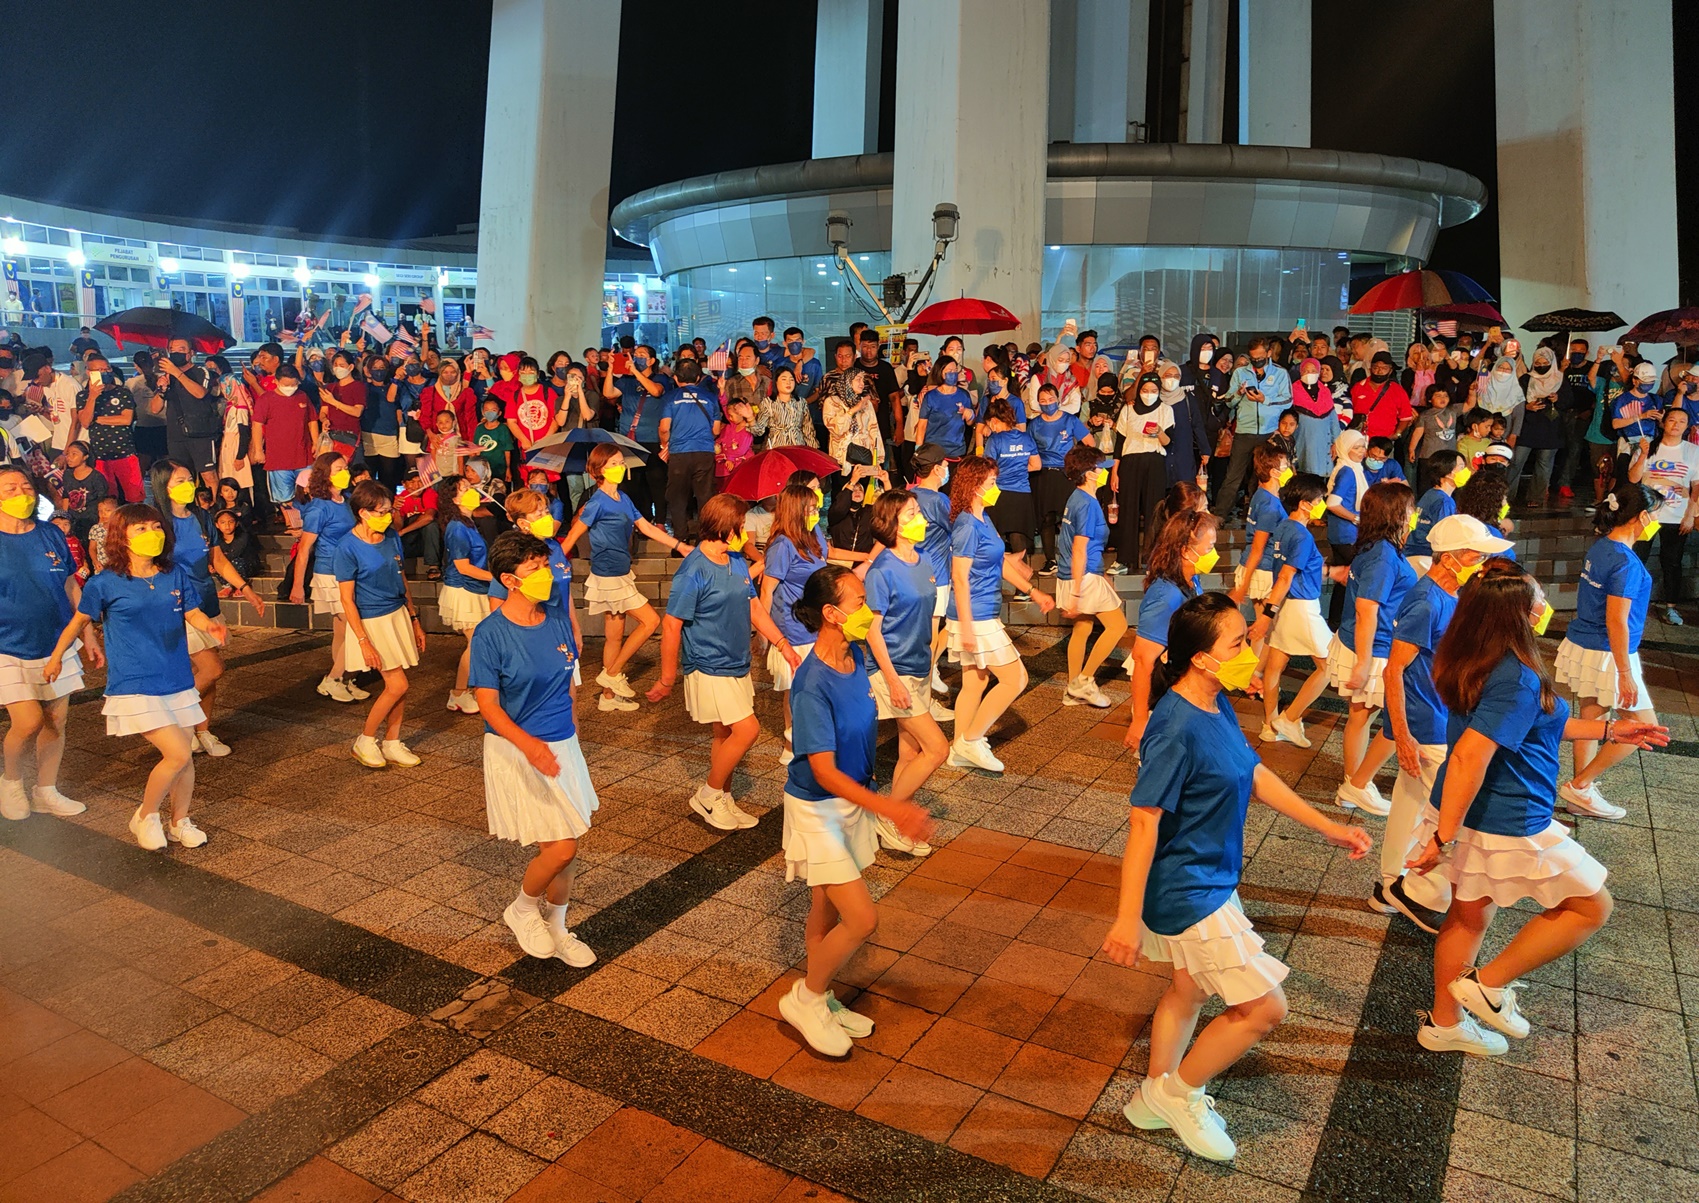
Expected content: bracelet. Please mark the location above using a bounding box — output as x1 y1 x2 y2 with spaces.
1603 719 1616 745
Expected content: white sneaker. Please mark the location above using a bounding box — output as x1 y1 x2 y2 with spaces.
344 678 371 701
446 690 480 714
597 670 636 698
549 926 597 968
931 669 948 695
29 786 85 816
1082 681 1112 708
166 816 208 848
381 739 421 767
689 785 741 832
718 790 759 829
196 731 231 758
1123 1085 1220 1130
1336 780 1390 816
948 737 1003 773
1258 725 1278 743
1272 714 1312 749
351 735 388 769
1417 1011 1508 1057
876 813 932 857
317 675 356 704
1449 969 1530 1039
973 738 1005 772
1559 780 1626 820
129 807 167 851
1137 1074 1235 1162
0 777 29 821
824 990 874 1038
778 980 852 1057
929 698 954 722
503 899 555 958
598 694 639 712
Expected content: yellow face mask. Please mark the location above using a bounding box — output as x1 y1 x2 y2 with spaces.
1532 601 1555 636
726 531 748 552
128 529 166 558
1453 559 1482 586
1408 511 1421 533
899 515 928 544
982 484 1002 507
517 566 554 602
811 486 825 509
804 511 819 531
329 469 352 490
1452 466 1472 487
529 515 558 538
1498 500 1510 522
1192 548 1220 576
168 479 197 505
0 493 36 520
1277 466 1295 487
1094 467 1110 490
365 512 393 533
456 488 481 511
838 603 875 642
1201 646 1259 692
1308 499 1327 522
1639 518 1661 543
603 463 626 483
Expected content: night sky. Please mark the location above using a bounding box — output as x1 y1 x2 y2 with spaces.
0 0 1684 300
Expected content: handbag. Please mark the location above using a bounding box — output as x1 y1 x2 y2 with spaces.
845 442 874 466
1349 383 1393 432
399 412 427 456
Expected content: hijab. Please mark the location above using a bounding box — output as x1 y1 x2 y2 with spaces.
1526 348 1562 404
1291 356 1332 416
1327 429 1368 502
1156 359 1186 408
1127 371 1163 416
1478 356 1524 415
1320 355 1350 401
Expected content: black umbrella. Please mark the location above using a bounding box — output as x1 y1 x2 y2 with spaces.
94 306 233 353
1521 308 1626 333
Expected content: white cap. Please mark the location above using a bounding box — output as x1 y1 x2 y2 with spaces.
1633 361 1658 381
1486 442 1515 461
1428 514 1513 555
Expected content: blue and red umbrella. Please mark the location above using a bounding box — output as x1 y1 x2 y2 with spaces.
1349 270 1496 315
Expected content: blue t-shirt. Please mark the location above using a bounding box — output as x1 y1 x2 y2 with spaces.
467 606 579 742
1406 487 1456 558
1610 389 1661 443
332 532 407 619
1246 488 1284 572
865 548 936 678
976 389 1027 426
1338 539 1417 658
1132 690 1259 935
77 566 198 696
764 530 830 647
1364 458 1406 486
1137 577 1195 647
0 522 75 660
172 513 219 619
1326 469 1362 547
1271 518 1323 600
579 488 640 578
946 512 1004 622
985 429 1036 492
487 538 573 613
1431 654 1570 837
613 375 662 442
1030 412 1087 469
786 644 879 803
443 521 490 594
666 549 757 677
911 487 953 581
661 384 722 454
302 496 357 578
1565 536 1650 653
919 388 971 457
1057 489 1108 580
1389 576 1456 745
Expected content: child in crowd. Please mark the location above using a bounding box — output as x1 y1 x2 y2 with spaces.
214 508 261 593
475 401 516 482
716 399 756 483
1458 410 1494 467
87 495 118 573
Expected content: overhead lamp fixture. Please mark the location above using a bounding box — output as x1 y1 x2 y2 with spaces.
826 211 852 253
932 203 959 245
228 262 251 279
362 272 381 288
158 256 179 273
66 249 85 268
293 265 312 285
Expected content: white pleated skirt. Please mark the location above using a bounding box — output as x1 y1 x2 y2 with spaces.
346 607 421 673
438 585 491 632
310 571 344 616
1553 640 1649 711
684 671 755 725
766 641 815 692
585 572 646 616
1235 564 1274 601
483 731 598 845
1054 574 1121 615
0 646 82 706
871 671 931 720
946 617 1019 668
185 620 224 655
1435 817 1608 909
1140 892 1290 1006
1269 597 1334 659
104 688 205 736
782 791 878 886
1327 635 1387 709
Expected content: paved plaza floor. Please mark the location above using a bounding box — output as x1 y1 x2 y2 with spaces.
2 615 1696 1202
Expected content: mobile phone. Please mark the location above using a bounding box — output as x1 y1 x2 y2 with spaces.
1295 318 1307 330
610 352 630 375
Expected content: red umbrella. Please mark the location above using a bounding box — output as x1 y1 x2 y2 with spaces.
94 306 232 353
907 298 1020 336
1349 269 1496 314
1624 307 1699 345
722 447 842 501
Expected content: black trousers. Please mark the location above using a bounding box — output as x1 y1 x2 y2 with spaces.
1115 452 1167 567
1327 542 1357 629
1032 467 1071 568
626 441 667 524
1637 526 1691 604
1213 432 1262 519
666 450 715 540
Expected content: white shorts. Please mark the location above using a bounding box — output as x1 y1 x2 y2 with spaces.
1437 818 1608 910
1235 564 1274 602
946 618 1020 669
185 620 225 656
310 571 344 617
438 585 491 633
347 608 421 673
1269 598 1334 659
482 732 598 845
766 641 815 693
1553 641 1649 711
1327 635 1387 709
782 791 878 887
103 688 205 737
871 671 931 720
1139 892 1290 1006
0 646 82 706
934 583 949 619
1054 574 1121 615
683 671 755 725
585 572 647 616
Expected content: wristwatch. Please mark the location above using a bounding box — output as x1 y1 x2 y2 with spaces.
1261 603 1279 619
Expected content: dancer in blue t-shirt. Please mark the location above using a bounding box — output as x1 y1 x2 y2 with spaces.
1054 443 1125 708
336 480 426 771
1248 475 1334 749
439 481 495 715
290 451 365 705
1124 509 1219 751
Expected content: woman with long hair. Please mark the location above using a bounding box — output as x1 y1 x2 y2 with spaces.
1103 593 1369 1161
150 458 266 755
779 564 936 1056
1124 509 1219 750
1330 480 1419 815
1324 429 1370 628
1406 560 1666 1056
1550 483 1661 820
944 455 1054 773
43 504 227 850
1054 443 1124 707
1627 406 1699 625
438 479 495 713
337 480 426 770
291 450 364 704
1112 373 1171 570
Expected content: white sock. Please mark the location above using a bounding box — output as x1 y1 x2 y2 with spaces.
546 899 568 934
515 889 543 915
796 982 823 1005
1159 1071 1204 1101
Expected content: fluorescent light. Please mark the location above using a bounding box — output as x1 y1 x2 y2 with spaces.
158 256 179 273
293 265 312 285
0 237 21 255
727 267 737 273
228 262 250 279
362 272 381 287
66 249 85 267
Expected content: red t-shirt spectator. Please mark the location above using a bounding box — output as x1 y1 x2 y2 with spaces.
420 382 478 443
506 384 557 447
321 380 365 447
1349 377 1413 439
395 488 438 526
251 387 318 471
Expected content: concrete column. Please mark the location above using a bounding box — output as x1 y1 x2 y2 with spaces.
893 0 1049 340
475 0 620 355
1184 0 1229 143
1238 0 1309 146
1493 0 1677 336
1070 0 1150 143
813 0 882 158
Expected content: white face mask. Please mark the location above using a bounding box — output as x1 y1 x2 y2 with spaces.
1301 372 1319 386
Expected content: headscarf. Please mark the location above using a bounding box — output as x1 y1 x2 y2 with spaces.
1127 371 1163 416
1327 429 1368 503
1179 332 1222 408
1156 359 1185 408
1478 356 1524 415
1291 357 1332 416
1526 347 1562 404
489 351 522 405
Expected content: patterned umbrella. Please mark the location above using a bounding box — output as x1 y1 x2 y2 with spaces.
1522 308 1625 333
1624 307 1699 345
1348 270 1496 314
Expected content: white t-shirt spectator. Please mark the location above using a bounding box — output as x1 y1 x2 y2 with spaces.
1642 439 1699 523
42 374 81 449
1114 402 1172 456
